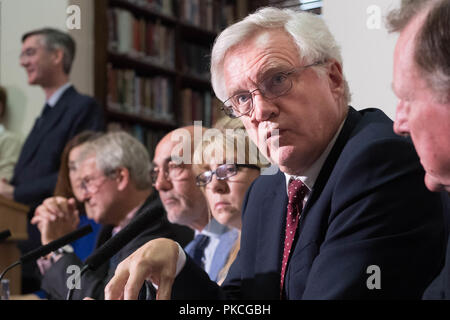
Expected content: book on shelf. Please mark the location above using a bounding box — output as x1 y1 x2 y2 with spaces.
108 7 175 68
107 65 175 122
107 121 167 160
180 42 211 80
180 88 223 127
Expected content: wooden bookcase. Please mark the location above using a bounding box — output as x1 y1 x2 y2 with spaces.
94 0 249 159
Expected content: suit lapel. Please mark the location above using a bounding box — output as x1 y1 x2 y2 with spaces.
17 87 76 167
302 107 361 215
256 170 288 271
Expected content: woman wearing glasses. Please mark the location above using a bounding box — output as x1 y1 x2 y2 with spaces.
193 119 267 284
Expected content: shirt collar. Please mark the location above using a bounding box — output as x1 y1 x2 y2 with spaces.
284 118 345 193
46 82 72 107
112 199 146 236
200 218 230 239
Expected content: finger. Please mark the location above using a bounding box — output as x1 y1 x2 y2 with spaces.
123 262 150 300
155 275 174 300
54 197 71 218
43 198 62 217
105 265 131 300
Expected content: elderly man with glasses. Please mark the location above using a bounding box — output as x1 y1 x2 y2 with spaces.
31 131 193 299
105 7 446 300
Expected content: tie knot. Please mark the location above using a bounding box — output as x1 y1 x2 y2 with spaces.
288 179 308 203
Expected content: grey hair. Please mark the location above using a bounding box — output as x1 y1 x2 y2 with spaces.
387 0 450 103
22 28 76 75
211 7 351 105
83 131 152 190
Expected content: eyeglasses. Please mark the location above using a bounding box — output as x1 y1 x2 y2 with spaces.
221 62 324 119
79 174 110 195
196 164 260 187
150 161 186 185
19 47 38 60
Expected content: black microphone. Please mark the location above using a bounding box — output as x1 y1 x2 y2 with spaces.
20 224 93 264
0 225 93 283
0 229 11 242
83 200 160 271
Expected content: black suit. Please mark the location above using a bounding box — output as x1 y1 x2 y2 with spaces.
423 193 450 299
172 107 446 299
41 194 194 300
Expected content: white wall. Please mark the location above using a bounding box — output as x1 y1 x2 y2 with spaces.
0 0 94 139
322 0 400 120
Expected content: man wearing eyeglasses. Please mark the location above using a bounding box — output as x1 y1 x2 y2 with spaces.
105 7 445 300
151 125 239 282
31 131 193 299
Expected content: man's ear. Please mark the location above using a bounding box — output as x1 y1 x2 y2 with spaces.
116 167 130 191
52 48 64 69
326 59 345 103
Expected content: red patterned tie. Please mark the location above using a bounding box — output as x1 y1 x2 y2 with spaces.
280 179 308 296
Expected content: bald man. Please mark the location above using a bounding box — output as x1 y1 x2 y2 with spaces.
151 126 238 282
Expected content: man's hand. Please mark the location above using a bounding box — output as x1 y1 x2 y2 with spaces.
0 178 14 199
31 196 80 245
105 238 179 300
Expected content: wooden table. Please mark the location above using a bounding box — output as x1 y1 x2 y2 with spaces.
0 196 29 295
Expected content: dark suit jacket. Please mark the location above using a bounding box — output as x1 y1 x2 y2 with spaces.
423 193 450 300
172 107 446 300
41 194 194 300
11 85 104 209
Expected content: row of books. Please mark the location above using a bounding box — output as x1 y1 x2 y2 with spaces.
121 0 176 17
107 122 167 160
107 65 174 122
181 88 224 128
180 42 211 80
179 0 244 31
108 7 175 67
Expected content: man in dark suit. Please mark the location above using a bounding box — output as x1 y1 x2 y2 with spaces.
387 0 450 299
0 28 104 292
31 131 193 299
104 7 446 300
0 28 104 207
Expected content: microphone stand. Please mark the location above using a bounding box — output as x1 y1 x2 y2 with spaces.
0 261 21 283
66 264 89 300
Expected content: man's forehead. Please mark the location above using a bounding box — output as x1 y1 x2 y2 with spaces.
22 34 44 48
77 155 98 174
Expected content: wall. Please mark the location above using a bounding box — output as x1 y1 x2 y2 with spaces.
0 0 94 139
322 0 400 120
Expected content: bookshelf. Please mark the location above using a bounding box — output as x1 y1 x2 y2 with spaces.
94 0 249 159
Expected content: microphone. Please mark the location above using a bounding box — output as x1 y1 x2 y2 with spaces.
83 200 160 271
66 199 161 300
0 225 93 282
0 229 11 242
20 224 93 264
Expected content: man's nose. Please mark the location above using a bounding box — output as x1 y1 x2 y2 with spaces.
393 100 410 137
251 92 279 123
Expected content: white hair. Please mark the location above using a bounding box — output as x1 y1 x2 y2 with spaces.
211 7 351 104
83 131 151 190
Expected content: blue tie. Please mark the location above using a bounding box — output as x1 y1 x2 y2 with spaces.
185 234 210 269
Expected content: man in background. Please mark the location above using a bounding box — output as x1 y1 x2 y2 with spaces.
152 126 239 282
32 131 192 299
0 28 104 293
387 0 450 299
